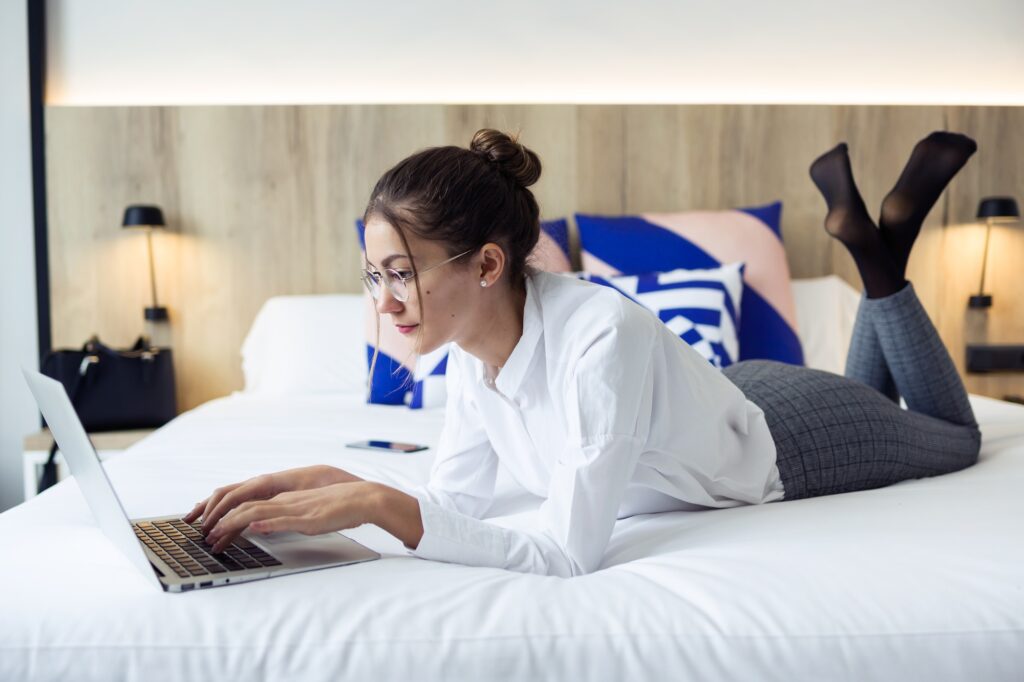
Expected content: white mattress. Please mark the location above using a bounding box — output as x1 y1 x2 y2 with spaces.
2 391 1023 681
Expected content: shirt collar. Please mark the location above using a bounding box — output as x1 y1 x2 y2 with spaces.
476 272 543 398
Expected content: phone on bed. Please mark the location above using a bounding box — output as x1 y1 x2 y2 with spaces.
346 440 429 453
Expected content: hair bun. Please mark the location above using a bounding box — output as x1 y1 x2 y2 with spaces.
470 129 542 188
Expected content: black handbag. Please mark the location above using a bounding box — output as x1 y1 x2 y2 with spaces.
37 335 177 493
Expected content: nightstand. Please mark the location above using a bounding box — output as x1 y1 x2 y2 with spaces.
23 428 155 501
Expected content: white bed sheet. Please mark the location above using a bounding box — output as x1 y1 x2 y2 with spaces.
2 391 1023 681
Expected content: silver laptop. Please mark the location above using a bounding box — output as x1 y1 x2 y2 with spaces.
23 368 380 592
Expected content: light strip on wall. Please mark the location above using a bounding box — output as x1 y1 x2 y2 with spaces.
45 87 1024 107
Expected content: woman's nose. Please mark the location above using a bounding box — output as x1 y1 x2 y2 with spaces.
375 286 403 315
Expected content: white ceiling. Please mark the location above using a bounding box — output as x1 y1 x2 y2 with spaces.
46 0 1024 105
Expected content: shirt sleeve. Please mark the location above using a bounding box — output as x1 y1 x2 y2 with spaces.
412 312 657 577
408 346 498 519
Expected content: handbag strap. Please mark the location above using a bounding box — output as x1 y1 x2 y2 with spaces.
40 354 99 491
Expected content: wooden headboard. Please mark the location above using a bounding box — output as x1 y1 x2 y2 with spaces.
44 104 1024 410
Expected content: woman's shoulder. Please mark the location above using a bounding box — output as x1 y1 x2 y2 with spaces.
532 271 658 349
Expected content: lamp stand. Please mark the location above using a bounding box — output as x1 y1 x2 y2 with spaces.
968 218 994 309
144 227 168 321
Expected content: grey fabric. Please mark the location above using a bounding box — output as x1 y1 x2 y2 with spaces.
723 282 980 501
844 293 899 404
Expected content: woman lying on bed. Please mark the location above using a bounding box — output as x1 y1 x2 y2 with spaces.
186 128 982 578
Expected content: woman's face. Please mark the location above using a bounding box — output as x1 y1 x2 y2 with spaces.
363 216 478 355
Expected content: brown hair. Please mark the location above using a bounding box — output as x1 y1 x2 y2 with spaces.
362 129 543 393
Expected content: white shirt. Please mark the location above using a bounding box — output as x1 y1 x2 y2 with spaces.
409 270 785 577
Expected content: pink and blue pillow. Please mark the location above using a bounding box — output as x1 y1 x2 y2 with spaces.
575 201 804 365
356 218 572 407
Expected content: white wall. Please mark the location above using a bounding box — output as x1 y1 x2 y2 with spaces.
47 0 1024 105
0 1 40 512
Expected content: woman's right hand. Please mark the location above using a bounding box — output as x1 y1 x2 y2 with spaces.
182 465 363 536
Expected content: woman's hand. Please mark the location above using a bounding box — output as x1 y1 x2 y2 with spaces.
183 465 363 535
204 481 380 553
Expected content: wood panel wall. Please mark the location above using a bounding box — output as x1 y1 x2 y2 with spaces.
44 105 1024 411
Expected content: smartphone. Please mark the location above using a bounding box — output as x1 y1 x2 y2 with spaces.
346 440 429 453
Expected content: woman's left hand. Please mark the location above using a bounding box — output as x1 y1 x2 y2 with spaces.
205 481 379 553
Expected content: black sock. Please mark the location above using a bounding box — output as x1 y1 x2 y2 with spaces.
879 131 977 276
809 143 905 299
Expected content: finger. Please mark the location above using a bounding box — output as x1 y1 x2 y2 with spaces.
182 499 208 523
197 483 242 531
209 501 292 552
202 478 271 533
248 515 310 536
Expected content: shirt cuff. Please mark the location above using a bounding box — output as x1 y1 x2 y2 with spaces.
410 498 507 569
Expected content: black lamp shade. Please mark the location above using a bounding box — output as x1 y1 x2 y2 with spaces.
122 205 166 228
976 196 1020 221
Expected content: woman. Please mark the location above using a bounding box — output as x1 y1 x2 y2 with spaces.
186 128 982 578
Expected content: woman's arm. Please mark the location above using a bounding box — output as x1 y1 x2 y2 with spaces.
185 464 363 532
204 480 423 552
364 483 425 549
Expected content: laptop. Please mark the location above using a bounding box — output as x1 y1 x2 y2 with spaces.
23 368 380 592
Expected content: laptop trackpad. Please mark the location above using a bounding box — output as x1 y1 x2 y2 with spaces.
250 530 376 567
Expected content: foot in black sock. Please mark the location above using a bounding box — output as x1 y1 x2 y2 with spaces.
879 131 977 276
810 143 877 249
810 143 905 299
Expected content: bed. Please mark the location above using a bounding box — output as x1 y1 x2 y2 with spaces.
2 276 1023 681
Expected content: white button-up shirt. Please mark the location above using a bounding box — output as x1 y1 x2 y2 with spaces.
410 270 784 577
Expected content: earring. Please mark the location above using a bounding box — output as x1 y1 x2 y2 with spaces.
479 280 487 288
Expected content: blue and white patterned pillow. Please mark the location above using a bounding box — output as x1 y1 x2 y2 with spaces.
578 263 745 368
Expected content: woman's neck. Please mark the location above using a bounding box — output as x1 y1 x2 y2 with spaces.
458 281 528 373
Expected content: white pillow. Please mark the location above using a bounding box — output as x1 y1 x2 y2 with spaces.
241 294 367 395
790 275 862 375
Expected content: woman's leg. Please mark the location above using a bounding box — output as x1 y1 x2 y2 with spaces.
844 294 899 404
809 132 976 300
722 358 980 500
837 132 976 403
720 131 982 500
863 282 977 428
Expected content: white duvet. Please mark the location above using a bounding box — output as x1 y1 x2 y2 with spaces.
2 391 1024 681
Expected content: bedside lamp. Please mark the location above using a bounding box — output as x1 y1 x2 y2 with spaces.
969 196 1020 309
965 195 1024 381
122 204 169 321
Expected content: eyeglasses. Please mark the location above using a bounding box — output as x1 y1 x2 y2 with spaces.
361 249 473 303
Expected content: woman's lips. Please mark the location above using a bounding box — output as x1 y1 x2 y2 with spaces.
396 324 419 335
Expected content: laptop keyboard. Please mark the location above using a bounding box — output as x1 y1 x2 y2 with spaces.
133 519 282 579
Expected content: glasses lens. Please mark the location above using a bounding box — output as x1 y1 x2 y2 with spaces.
386 269 408 302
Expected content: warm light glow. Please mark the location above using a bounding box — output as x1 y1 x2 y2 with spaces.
45 87 1024 108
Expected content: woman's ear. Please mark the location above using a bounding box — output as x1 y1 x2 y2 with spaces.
478 243 506 286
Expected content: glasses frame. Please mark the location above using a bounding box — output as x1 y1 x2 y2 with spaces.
362 248 474 303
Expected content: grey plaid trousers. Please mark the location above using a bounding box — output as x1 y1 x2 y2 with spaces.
723 282 981 501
